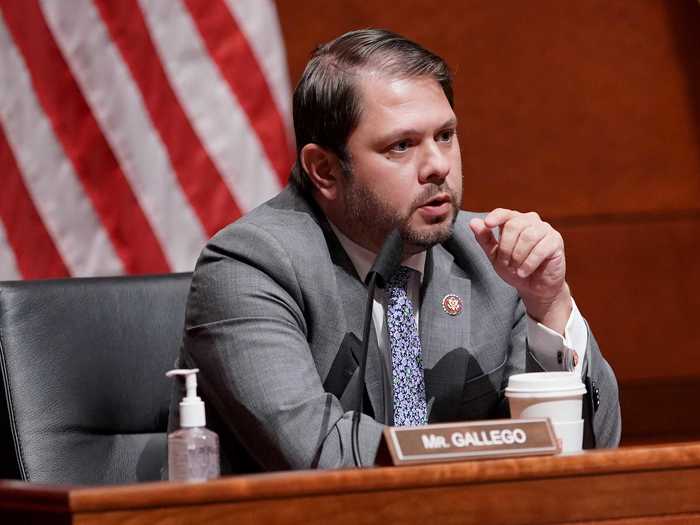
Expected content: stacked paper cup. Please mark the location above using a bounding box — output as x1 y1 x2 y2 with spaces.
505 372 586 453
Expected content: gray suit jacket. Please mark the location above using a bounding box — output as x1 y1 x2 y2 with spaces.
170 184 621 473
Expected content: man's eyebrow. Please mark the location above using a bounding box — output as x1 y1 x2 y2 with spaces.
375 117 459 144
439 117 459 129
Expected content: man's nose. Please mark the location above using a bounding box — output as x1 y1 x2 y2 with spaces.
418 141 450 184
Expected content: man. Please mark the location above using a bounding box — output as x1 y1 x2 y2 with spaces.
171 29 620 473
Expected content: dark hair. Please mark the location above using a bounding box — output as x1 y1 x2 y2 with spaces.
290 29 453 192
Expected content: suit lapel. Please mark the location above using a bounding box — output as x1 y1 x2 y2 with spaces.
282 187 388 422
332 262 387 423
320 221 388 423
420 245 472 422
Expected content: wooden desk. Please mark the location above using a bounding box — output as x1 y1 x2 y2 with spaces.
2 442 700 524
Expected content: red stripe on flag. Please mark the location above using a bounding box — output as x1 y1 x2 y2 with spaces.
184 0 293 185
2 1 170 274
94 0 243 236
0 126 70 279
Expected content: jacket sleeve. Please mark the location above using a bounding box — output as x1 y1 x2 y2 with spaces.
583 325 621 448
522 305 621 448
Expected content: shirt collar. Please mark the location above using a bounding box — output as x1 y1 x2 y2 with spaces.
329 222 426 284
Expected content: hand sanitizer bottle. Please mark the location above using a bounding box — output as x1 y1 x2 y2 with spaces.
166 368 220 482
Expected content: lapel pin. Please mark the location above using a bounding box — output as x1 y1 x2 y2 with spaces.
441 294 463 316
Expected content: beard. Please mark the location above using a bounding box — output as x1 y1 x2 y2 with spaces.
341 164 461 251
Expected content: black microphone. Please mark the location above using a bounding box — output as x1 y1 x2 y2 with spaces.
364 229 404 288
352 228 403 467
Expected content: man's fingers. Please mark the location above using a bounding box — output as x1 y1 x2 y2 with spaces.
516 233 564 278
487 211 544 266
473 211 562 279
469 217 498 259
494 215 532 266
483 208 518 229
510 224 548 267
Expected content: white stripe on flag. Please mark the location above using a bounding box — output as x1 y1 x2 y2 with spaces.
139 0 283 213
0 219 21 281
0 14 124 277
225 0 293 134
41 0 207 272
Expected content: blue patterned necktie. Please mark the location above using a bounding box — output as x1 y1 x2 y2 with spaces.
386 266 428 427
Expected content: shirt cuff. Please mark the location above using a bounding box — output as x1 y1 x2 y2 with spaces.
526 298 588 377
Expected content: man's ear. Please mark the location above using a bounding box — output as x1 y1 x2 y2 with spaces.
300 143 342 201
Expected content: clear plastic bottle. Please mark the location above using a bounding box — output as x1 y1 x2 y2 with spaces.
166 369 220 482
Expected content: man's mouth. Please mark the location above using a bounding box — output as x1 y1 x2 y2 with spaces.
417 193 453 218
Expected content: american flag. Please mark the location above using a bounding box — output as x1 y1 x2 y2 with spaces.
0 0 293 280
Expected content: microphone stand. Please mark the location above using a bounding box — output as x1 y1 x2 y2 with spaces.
351 272 378 467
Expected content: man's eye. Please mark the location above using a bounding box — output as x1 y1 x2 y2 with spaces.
438 130 455 142
391 140 411 152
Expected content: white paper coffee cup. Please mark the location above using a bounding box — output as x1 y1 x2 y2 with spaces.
505 372 586 452
551 419 584 452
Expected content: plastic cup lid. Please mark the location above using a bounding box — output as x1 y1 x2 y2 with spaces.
505 371 585 395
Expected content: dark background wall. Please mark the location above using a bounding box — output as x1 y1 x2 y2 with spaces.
276 0 700 444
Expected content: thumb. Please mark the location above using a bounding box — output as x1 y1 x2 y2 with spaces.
469 217 498 260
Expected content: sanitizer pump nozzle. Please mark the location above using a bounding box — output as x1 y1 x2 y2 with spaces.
165 368 219 482
166 368 206 428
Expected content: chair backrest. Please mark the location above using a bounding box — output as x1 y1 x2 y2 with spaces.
0 273 191 485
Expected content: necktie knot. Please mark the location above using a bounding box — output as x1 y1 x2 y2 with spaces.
388 266 411 290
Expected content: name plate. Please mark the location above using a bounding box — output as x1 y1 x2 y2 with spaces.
382 418 560 466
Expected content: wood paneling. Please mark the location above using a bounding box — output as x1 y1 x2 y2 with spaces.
558 215 700 381
620 377 700 445
275 1 700 444
277 0 700 219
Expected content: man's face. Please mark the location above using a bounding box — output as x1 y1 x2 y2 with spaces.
337 74 463 254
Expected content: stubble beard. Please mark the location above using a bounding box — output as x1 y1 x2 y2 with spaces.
341 166 461 252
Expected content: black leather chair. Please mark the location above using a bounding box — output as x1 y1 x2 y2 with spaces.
0 273 191 485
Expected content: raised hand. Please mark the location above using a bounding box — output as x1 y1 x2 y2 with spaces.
469 208 572 334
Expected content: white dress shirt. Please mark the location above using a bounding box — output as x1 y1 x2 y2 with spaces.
330 223 587 377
